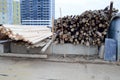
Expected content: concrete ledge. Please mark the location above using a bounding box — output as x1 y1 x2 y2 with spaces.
0 53 47 59
44 55 120 65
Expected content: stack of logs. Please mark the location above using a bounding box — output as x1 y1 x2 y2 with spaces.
54 8 118 46
0 26 23 40
0 26 11 40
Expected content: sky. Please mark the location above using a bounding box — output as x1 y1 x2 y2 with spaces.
55 0 120 19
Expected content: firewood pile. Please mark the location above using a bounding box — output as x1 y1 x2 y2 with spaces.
54 7 118 46
0 26 12 40
0 26 23 40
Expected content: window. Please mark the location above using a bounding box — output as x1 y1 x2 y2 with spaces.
2 8 4 10
2 17 5 19
2 21 5 24
16 14 19 16
38 0 40 2
2 12 4 15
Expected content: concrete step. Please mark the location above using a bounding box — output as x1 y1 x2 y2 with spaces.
0 53 47 59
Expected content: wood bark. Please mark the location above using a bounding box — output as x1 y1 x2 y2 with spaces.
54 7 118 46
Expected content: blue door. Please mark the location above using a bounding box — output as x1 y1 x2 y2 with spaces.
108 14 120 61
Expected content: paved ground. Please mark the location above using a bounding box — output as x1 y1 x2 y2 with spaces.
0 57 120 80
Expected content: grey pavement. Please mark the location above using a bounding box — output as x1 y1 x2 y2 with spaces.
0 57 120 80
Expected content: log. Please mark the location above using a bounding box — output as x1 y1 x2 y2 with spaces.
54 7 118 46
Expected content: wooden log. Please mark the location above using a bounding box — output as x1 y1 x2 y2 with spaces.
54 7 118 46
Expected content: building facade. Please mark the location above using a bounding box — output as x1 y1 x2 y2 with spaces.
20 0 55 26
0 0 13 24
0 0 20 25
13 0 21 24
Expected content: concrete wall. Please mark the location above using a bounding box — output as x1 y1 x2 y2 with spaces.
0 44 4 53
10 42 42 54
46 44 98 55
0 43 10 53
1 42 98 55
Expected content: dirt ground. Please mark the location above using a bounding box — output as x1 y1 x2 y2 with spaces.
0 57 120 80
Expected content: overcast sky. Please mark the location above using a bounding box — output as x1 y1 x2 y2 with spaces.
55 0 120 18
